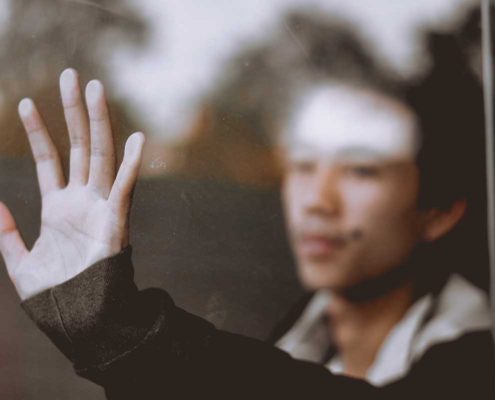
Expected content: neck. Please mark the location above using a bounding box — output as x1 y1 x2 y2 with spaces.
327 279 414 379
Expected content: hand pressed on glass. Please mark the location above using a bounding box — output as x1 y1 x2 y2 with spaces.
0 69 145 300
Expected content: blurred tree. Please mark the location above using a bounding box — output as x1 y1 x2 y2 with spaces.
175 10 394 187
0 0 148 162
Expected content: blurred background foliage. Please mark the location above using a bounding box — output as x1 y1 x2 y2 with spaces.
0 1 490 399
0 0 147 163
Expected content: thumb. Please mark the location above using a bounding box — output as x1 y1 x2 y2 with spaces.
0 202 28 276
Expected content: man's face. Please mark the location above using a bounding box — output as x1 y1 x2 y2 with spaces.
282 84 427 291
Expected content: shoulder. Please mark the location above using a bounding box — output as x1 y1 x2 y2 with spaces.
415 330 494 371
385 330 495 398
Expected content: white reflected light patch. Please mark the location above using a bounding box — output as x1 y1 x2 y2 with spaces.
286 84 420 163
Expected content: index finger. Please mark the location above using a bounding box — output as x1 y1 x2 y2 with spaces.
18 98 65 197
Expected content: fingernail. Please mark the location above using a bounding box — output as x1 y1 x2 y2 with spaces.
18 98 34 117
126 133 144 156
60 68 77 92
85 80 103 104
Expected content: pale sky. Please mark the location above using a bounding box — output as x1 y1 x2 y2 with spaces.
106 0 476 142
2 0 478 141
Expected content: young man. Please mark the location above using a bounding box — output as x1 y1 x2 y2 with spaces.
274 80 491 384
0 30 493 400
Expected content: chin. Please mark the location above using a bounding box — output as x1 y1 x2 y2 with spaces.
297 260 356 292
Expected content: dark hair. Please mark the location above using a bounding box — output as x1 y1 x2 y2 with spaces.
404 27 488 291
278 9 489 290
405 33 485 211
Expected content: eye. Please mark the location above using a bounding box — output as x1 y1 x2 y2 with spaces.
346 165 381 178
288 159 315 174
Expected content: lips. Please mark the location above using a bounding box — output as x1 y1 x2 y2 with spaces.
297 233 347 259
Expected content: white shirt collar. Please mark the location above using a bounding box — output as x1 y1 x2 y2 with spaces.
276 274 492 386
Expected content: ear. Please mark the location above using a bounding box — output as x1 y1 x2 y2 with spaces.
422 200 467 242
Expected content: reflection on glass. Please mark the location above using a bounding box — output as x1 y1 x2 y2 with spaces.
0 1 492 399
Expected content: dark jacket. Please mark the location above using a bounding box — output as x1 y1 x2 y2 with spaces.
22 247 495 399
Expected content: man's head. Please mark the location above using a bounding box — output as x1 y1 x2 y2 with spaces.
280 81 467 292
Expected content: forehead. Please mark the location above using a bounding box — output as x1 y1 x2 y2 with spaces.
285 84 419 162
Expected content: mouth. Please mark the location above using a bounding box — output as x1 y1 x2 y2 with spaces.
297 233 348 259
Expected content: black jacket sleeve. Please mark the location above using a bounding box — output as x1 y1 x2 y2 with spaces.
20 247 495 399
20 247 376 399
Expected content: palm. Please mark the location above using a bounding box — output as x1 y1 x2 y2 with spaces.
0 69 144 300
43 190 115 268
42 187 120 258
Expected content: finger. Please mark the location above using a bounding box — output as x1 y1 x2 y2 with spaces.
60 68 90 185
18 98 65 196
0 202 28 276
108 132 145 215
86 80 115 197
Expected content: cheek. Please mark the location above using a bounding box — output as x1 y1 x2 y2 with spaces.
282 177 299 228
341 176 420 235
340 181 422 276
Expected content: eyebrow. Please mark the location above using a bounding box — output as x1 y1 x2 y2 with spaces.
333 146 389 161
288 145 389 161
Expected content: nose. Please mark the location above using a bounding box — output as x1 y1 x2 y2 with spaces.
303 165 342 217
